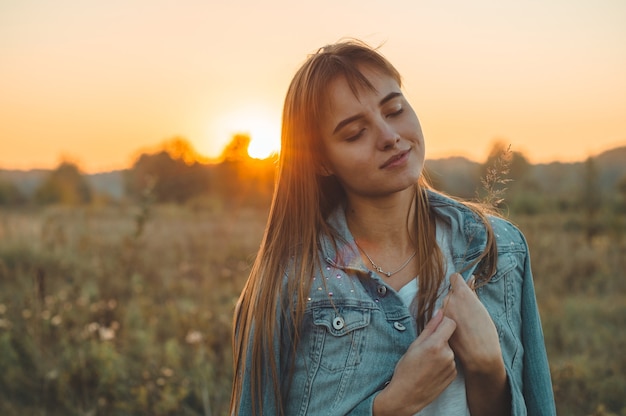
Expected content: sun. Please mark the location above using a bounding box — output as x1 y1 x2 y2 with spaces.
244 115 281 159
214 104 281 159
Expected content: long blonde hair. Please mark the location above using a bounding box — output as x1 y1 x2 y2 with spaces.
230 40 498 416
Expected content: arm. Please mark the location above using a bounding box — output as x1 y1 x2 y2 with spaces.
233 325 282 416
232 288 290 416
518 234 557 416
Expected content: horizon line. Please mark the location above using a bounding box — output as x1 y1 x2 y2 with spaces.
1 144 625 175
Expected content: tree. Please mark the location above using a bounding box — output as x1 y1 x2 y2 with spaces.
0 179 25 206
34 162 92 205
125 138 210 203
219 133 251 163
617 174 626 213
580 156 602 243
211 134 275 207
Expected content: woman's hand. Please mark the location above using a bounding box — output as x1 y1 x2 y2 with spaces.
373 309 457 416
443 273 511 416
442 273 502 373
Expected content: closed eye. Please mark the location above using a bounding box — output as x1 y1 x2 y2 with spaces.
346 129 365 142
386 108 404 118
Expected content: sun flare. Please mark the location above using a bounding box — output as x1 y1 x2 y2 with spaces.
215 105 281 159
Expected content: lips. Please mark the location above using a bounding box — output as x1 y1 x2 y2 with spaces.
379 148 410 169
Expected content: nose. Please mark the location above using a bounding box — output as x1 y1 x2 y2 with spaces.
376 120 400 151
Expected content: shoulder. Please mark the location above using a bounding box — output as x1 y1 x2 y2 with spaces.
487 215 528 253
426 189 528 252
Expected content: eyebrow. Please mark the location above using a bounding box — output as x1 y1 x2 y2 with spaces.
332 91 403 134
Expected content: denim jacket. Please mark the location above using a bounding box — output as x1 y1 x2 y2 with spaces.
237 191 556 415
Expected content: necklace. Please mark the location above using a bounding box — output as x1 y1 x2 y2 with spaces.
354 241 417 278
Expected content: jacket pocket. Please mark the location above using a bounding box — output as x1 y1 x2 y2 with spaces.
310 306 370 373
479 252 516 316
478 252 522 372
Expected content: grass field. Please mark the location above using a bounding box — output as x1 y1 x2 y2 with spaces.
0 203 624 415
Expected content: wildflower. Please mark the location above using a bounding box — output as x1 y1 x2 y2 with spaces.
0 304 6 314
41 310 51 320
0 318 11 329
51 315 62 326
185 330 203 344
22 309 32 319
161 367 174 377
86 322 100 334
479 144 513 209
98 326 115 341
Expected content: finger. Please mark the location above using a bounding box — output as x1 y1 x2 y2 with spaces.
433 316 457 341
441 290 452 316
449 273 472 294
468 275 478 293
422 309 444 335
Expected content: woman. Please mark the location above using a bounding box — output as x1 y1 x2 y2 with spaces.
230 40 556 415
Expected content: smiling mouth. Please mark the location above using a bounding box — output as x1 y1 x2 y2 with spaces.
379 148 410 169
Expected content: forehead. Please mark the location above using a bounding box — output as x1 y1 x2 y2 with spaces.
323 67 400 118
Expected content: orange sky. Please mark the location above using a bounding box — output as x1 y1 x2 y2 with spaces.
1 0 625 173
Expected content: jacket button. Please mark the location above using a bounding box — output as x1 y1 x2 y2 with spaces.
332 316 345 330
377 285 387 296
393 322 406 331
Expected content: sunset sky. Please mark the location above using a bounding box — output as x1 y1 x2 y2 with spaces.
1 0 625 173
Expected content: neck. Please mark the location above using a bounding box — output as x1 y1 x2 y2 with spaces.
346 186 417 251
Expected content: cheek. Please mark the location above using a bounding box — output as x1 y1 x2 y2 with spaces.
327 152 373 187
324 141 367 172
330 157 366 181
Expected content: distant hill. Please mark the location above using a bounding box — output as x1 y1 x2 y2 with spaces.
1 146 625 202
530 146 626 195
425 157 481 198
0 169 126 199
596 146 626 190
87 170 126 199
0 169 48 197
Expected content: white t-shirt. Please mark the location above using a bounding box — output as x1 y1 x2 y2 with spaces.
397 219 471 416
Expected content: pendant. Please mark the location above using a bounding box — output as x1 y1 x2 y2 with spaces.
375 266 390 277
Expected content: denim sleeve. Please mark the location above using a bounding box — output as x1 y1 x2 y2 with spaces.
344 391 378 415
234 290 289 415
234 325 281 415
518 231 557 416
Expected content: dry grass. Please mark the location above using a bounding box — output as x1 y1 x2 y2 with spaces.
0 203 266 415
0 204 624 415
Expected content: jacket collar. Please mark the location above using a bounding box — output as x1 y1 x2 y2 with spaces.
320 190 488 275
